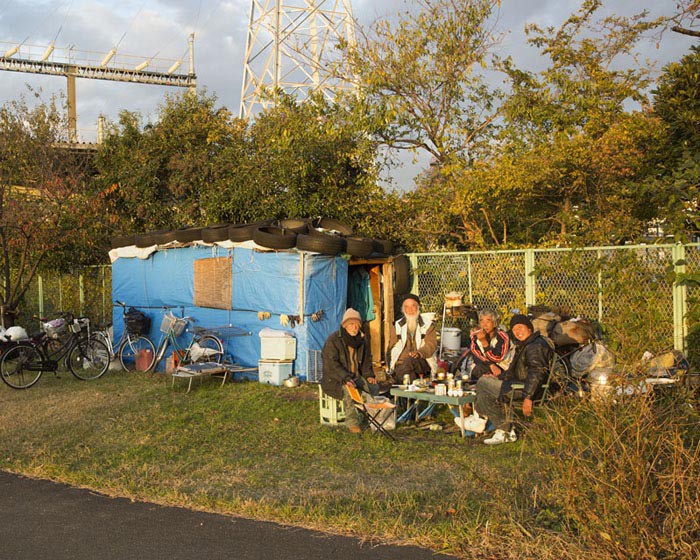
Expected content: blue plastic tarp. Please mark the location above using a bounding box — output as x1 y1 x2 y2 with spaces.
111 246 348 378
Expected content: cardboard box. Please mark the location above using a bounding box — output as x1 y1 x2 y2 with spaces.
260 337 296 360
258 360 293 385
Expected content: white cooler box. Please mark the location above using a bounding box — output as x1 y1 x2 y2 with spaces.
260 336 297 360
258 360 294 386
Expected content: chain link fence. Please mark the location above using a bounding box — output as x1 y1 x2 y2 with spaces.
14 243 700 366
20 266 112 330
409 243 700 365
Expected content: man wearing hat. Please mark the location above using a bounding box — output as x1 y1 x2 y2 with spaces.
387 294 438 382
321 308 378 433
472 313 553 445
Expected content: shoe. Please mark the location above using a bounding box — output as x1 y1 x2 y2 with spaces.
348 426 362 434
483 428 517 445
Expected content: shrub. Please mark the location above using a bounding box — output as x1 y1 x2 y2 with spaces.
527 382 700 559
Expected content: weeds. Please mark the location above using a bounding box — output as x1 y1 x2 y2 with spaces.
1 372 698 559
528 379 700 559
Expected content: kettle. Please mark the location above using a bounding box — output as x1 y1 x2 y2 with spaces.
283 375 300 388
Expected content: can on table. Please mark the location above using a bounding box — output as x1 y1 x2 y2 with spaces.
403 374 411 386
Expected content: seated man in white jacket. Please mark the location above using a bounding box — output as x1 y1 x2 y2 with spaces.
387 294 438 382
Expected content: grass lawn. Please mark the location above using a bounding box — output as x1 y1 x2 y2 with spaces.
0 371 565 559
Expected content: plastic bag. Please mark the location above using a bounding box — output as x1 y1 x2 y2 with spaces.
570 342 615 378
455 410 487 434
551 318 594 346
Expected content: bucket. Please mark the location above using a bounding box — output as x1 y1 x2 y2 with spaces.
442 328 461 351
135 349 154 372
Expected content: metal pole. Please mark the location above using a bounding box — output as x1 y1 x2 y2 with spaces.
273 0 282 90
188 32 196 93
66 69 77 142
672 244 687 352
467 254 473 305
310 0 319 88
409 254 419 295
525 249 536 308
38 275 44 317
79 274 84 316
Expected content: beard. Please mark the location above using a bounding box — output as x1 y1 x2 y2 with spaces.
405 314 419 333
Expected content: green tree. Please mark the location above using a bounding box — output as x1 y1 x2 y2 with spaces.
0 94 101 325
488 0 666 245
338 0 502 166
241 94 386 234
334 0 504 249
648 45 700 238
94 90 245 234
94 91 397 244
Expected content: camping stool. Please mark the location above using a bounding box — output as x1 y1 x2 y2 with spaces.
318 385 346 426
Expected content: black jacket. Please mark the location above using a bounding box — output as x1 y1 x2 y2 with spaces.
321 329 373 400
500 331 553 400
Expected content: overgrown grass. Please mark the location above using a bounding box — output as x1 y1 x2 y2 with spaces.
1 372 698 559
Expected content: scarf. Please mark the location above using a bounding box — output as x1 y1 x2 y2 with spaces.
341 328 364 349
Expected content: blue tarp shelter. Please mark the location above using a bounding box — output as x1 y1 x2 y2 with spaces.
111 244 348 378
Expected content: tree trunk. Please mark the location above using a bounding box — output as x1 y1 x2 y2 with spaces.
1 304 18 328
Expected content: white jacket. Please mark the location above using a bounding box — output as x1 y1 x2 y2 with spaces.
389 313 438 373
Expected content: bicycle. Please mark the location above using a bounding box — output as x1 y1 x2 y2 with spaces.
150 311 224 372
0 312 110 389
92 301 156 372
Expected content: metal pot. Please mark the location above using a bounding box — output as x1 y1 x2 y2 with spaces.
283 375 300 388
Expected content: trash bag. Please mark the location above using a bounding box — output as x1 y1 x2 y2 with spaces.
570 341 615 378
551 318 594 346
532 312 561 338
454 410 487 434
366 394 396 431
646 350 689 378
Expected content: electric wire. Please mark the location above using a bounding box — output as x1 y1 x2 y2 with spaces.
115 0 149 49
52 0 75 43
26 0 69 43
0 0 14 18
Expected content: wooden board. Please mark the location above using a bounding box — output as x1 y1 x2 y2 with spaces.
193 257 232 309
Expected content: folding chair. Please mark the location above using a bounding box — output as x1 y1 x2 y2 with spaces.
504 354 560 425
345 382 397 441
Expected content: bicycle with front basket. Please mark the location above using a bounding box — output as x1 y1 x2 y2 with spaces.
0 312 110 389
92 301 156 372
149 311 225 372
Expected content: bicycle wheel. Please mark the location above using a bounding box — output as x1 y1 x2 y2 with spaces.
119 335 155 372
68 338 110 380
549 353 574 396
188 335 224 364
0 343 44 389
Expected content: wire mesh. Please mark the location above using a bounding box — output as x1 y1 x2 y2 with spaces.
410 244 700 365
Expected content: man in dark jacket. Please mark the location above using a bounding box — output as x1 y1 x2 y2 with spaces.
473 314 553 445
321 308 377 433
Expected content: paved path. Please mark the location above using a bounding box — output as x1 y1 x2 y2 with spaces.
0 471 456 560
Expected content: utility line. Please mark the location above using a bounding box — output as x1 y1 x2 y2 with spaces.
115 0 149 49
0 0 14 18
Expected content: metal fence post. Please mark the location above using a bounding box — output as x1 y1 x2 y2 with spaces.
79 274 84 316
525 249 536 308
672 244 687 352
467 254 473 305
409 254 419 296
38 275 44 317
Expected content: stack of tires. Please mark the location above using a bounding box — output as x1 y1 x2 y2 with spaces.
110 217 399 259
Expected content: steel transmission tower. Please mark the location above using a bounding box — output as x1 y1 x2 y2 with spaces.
239 0 356 119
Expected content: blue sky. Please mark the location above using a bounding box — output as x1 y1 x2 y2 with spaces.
0 1 695 188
